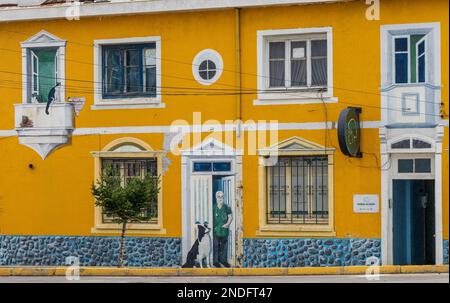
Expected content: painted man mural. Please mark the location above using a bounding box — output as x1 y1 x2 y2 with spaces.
213 190 233 268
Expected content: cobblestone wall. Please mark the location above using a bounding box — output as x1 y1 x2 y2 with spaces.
0 235 181 267
243 238 382 267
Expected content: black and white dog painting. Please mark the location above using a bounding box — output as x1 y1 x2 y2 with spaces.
182 222 212 268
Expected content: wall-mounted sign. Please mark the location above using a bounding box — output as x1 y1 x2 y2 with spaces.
338 107 362 158
353 195 379 213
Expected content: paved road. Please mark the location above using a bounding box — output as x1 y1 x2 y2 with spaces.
0 273 448 283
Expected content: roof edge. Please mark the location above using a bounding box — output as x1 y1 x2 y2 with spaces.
0 0 349 23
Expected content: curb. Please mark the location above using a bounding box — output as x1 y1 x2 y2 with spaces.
0 265 448 276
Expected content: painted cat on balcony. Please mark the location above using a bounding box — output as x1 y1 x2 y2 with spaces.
45 82 61 115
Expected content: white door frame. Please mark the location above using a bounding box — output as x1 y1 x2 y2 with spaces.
181 138 243 266
380 127 444 265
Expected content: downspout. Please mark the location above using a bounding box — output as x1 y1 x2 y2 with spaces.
235 8 242 134
234 7 244 268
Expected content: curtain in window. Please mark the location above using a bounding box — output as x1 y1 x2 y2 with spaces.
290 41 307 87
269 42 285 87
311 40 327 87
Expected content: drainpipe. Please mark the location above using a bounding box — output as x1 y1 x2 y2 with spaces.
235 8 242 136
234 7 244 268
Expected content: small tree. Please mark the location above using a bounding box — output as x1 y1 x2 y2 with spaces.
91 166 160 267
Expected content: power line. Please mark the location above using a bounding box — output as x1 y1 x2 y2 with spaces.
0 33 446 106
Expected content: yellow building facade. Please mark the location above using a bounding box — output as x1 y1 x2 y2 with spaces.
0 0 448 268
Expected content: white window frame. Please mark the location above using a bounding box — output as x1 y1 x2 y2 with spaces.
92 36 163 110
21 30 66 104
416 36 427 83
381 22 440 89
255 27 336 105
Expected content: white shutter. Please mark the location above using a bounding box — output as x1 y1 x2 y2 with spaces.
31 50 39 99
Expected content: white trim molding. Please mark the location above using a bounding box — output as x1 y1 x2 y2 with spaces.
92 36 163 110
0 0 347 22
255 26 334 104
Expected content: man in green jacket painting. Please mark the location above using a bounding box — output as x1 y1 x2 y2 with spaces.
213 190 233 268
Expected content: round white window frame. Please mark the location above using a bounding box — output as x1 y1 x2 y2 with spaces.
192 49 223 86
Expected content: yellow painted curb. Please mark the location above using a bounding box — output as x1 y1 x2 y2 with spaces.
287 266 343 275
178 268 232 276
232 268 287 276
0 265 447 276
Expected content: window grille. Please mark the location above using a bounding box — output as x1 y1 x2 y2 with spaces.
266 156 329 225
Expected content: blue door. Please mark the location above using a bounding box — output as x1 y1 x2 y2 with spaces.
393 180 435 265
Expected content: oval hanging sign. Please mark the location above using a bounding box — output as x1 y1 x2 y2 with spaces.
338 107 362 158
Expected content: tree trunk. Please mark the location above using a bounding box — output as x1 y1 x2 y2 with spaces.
118 222 127 268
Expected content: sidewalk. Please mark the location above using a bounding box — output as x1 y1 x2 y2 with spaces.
0 265 448 276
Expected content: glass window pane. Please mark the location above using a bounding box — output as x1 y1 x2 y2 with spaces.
207 60 216 70
145 66 156 96
291 41 307 87
290 158 307 217
269 160 286 217
415 158 431 173
418 40 425 56
199 60 208 71
269 61 285 87
398 159 414 173
291 41 306 59
125 67 140 92
125 49 139 66
311 58 327 86
104 49 122 94
395 53 408 83
418 55 425 83
213 162 231 172
193 162 212 172
207 70 216 79
34 49 57 102
199 71 208 80
412 139 431 149
311 40 327 57
311 157 328 219
144 47 156 66
269 42 285 59
391 139 411 149
291 60 307 86
395 38 408 52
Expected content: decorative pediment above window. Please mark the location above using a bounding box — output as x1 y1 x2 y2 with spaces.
259 136 334 157
181 138 242 156
21 30 67 48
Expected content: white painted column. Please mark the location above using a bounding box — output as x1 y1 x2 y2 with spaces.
435 133 443 264
381 152 390 265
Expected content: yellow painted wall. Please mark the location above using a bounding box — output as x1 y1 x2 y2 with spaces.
0 0 448 240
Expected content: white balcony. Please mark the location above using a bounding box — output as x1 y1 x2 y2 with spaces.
14 103 75 159
382 83 440 128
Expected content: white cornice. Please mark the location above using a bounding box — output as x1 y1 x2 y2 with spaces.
0 0 348 22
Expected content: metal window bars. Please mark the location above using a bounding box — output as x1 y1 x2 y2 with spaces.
266 156 328 225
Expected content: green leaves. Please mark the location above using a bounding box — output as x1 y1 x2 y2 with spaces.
91 165 160 224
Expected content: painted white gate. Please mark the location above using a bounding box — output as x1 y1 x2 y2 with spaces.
221 176 236 266
190 175 213 265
